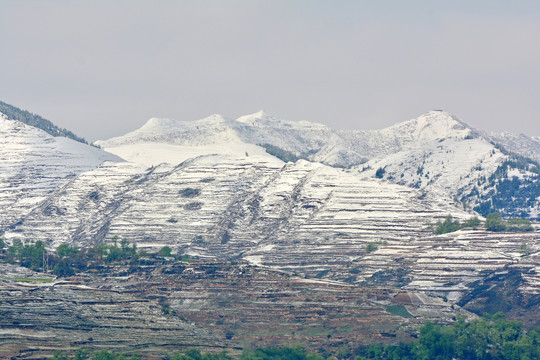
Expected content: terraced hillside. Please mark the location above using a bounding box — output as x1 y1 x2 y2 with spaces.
0 258 468 359
0 102 538 358
2 155 469 259
0 113 121 227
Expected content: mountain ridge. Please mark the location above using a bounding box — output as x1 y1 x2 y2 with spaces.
95 110 479 167
0 100 89 144
94 109 540 219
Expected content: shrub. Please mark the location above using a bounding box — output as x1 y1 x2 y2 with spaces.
506 218 533 232
462 216 480 228
435 215 462 234
366 243 378 253
180 188 201 198
485 212 506 232
184 202 203 210
159 246 173 257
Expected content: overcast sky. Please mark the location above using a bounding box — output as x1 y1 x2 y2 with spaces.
1 0 539 141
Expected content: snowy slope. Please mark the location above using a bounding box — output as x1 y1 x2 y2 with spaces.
489 132 540 163
4 152 539 299
0 113 122 227
3 153 471 252
356 113 540 219
94 109 539 219
359 137 505 206
95 112 341 166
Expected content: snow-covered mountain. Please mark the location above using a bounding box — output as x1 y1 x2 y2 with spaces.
0 111 121 226
95 110 479 168
96 109 540 220
2 101 539 245
1 101 539 313
488 131 540 163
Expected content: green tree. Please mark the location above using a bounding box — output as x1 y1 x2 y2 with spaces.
485 212 506 232
53 259 75 277
435 215 461 234
7 238 24 259
51 350 70 360
505 218 533 232
159 246 173 257
74 348 90 360
56 243 79 257
462 216 480 228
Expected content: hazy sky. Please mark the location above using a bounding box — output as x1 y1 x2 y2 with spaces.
1 0 540 141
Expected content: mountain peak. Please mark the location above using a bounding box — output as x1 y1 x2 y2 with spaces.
236 110 273 124
383 110 473 142
140 117 179 130
196 113 228 125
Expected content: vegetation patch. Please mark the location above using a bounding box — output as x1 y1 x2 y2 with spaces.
435 213 532 235
434 215 480 234
469 154 540 220
185 201 203 210
385 304 413 317
485 212 533 232
180 188 201 197
366 240 386 253
365 243 378 253
259 143 303 163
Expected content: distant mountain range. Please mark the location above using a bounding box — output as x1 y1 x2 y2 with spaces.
95 108 540 220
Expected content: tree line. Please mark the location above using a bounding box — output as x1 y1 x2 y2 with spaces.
434 213 533 235
0 237 180 277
